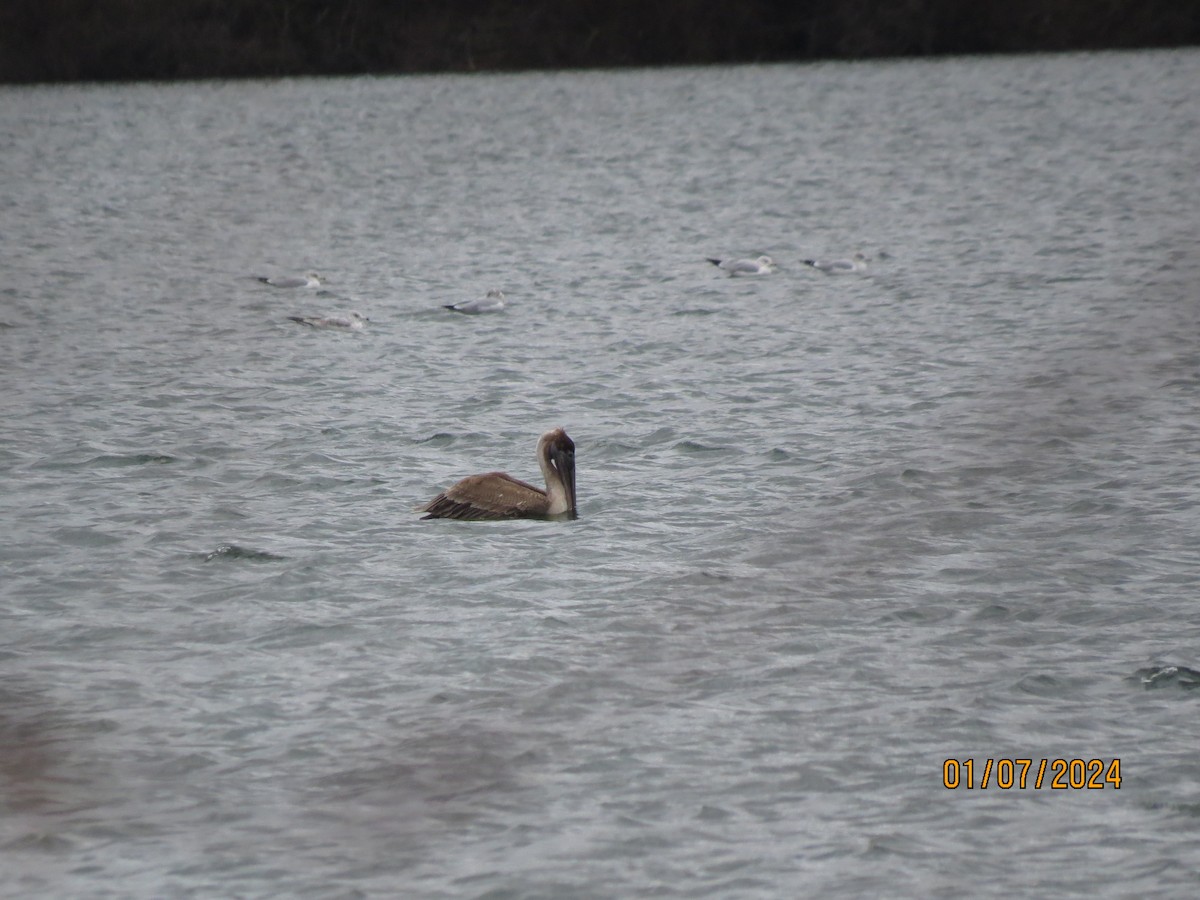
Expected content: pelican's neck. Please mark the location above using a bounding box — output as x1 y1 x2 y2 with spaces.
536 449 566 515
536 436 573 516
544 482 571 515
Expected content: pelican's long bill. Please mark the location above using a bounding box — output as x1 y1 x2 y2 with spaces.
419 428 578 521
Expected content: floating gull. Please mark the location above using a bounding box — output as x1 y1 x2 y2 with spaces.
287 311 368 330
420 428 577 521
444 289 506 315
707 255 776 276
802 253 867 274
257 272 325 288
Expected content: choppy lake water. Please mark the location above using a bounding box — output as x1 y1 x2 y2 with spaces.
2 49 1199 898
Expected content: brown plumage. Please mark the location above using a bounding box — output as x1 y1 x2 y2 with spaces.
419 428 578 521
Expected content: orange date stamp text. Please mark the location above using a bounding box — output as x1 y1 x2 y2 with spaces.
942 758 1121 790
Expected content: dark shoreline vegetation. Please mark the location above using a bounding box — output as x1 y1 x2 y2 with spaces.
2 0 1199 84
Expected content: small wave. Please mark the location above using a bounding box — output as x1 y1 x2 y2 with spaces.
89 453 177 467
671 439 733 455
416 432 463 447
1 832 77 852
1130 665 1200 691
202 544 286 563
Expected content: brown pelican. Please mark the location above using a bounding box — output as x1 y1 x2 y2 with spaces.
258 272 325 288
802 253 867 274
420 428 577 520
707 255 776 276
287 311 368 330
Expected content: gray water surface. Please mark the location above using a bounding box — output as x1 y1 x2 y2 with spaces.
2 50 1199 898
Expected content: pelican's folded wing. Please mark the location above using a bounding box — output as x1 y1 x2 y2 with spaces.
421 472 548 520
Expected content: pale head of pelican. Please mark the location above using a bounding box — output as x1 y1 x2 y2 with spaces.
538 427 577 519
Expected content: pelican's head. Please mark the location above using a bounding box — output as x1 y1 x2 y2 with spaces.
305 273 325 286
485 289 505 300
757 256 775 267
538 427 577 519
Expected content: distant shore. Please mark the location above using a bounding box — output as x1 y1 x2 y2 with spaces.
2 0 1198 84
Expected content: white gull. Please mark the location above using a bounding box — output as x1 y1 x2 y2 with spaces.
706 255 776 276
802 253 867 274
444 289 506 314
258 272 325 288
287 311 368 330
